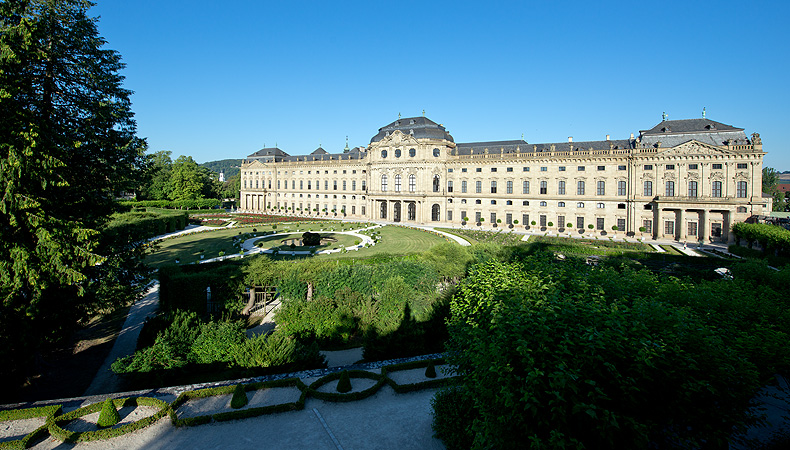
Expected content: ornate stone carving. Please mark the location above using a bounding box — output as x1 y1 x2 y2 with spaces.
751 132 761 145
734 171 749 180
658 140 730 156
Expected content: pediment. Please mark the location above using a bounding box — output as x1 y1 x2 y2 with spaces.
374 130 420 147
656 140 733 156
244 160 268 169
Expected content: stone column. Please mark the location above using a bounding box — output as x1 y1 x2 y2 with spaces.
676 208 685 241
725 210 735 244
700 209 709 242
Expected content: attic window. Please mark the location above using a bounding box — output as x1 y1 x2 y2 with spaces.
410 119 415 124
661 126 670 132
410 129 414 135
706 124 716 130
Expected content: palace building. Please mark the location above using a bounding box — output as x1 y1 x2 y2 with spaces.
239 115 769 243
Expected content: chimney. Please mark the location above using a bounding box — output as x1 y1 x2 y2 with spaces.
606 134 610 141
568 136 573 143
630 133 634 139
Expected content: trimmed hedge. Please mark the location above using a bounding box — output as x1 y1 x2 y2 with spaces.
307 370 386 402
121 199 222 210
47 397 171 443
170 378 307 427
382 358 455 393
0 405 61 450
732 222 790 256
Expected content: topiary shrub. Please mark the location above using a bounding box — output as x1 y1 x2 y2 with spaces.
425 361 437 378
230 384 248 409
97 398 120 428
336 370 352 393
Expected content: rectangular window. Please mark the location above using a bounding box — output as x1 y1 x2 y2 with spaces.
361 205 366 215
666 164 675 170
665 220 675 236
507 180 513 194
665 181 675 197
292 180 296 189
448 168 454 173
644 180 653 196
617 218 625 231
688 221 698 237
577 166 585 171
558 180 566 195
277 180 280 189
342 181 347 190
643 219 652 234
324 180 328 190
597 166 605 171
596 218 604 230
491 181 497 194
447 210 453 221
737 181 748 198
522 201 529 206
688 181 697 197
352 205 355 214
712 181 722 197
689 164 698 170
558 215 565 228
523 180 529 194
491 212 497 224
540 167 547 172
506 213 512 224
308 181 312 190
352 180 356 191
540 181 547 194
617 180 626 196
461 210 467 221
577 181 585 195
559 166 566 172
523 214 529 226
644 164 653 170
448 181 453 193
462 180 467 193
491 168 497 172
597 181 605 196
361 180 366 191
462 168 467 173
712 163 723 170
577 217 584 229
507 167 513 172
540 215 547 227
476 181 482 193
300 180 303 189
737 163 748 169
523 167 529 172
618 165 626 171
475 212 482 222
476 168 482 172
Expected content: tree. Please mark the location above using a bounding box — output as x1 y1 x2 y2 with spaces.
0 0 146 384
763 167 786 211
222 173 241 200
138 150 173 200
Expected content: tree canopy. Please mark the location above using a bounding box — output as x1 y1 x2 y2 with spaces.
0 0 147 383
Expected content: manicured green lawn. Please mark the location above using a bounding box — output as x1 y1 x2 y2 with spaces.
319 225 453 260
144 221 373 268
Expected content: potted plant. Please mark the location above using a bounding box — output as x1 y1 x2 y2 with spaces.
497 218 502 228
639 226 646 237
612 225 618 237
530 220 536 230
513 219 519 229
462 216 469 227
478 217 484 228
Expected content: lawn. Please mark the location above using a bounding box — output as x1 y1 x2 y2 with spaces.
319 225 453 259
144 220 373 268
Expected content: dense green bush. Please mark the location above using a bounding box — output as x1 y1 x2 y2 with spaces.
97 398 120 428
437 255 790 449
189 321 246 364
232 330 324 369
230 384 248 409
120 199 222 210
431 386 478 450
732 222 790 256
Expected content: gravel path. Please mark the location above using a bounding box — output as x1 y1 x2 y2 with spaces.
82 282 160 396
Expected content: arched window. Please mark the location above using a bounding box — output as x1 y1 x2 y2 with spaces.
380 201 387 219
433 148 440 157
408 202 416 220
409 174 416 192
433 175 440 192
431 204 440 221
395 149 401 158
381 150 388 158
395 174 401 192
409 148 416 157
381 174 388 192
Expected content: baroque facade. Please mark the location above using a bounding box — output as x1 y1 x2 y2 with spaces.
239 116 769 242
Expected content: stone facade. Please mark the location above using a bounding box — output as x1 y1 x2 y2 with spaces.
239 116 769 243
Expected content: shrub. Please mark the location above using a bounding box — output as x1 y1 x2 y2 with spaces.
230 384 248 409
336 370 352 393
97 398 121 428
431 386 477 450
425 361 437 378
189 321 246 364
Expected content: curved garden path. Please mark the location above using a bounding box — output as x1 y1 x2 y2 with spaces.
237 224 382 258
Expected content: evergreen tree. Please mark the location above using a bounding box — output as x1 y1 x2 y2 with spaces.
0 0 146 384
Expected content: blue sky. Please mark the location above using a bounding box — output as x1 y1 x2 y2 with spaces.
92 0 790 170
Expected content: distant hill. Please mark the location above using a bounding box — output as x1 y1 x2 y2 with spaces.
200 159 243 178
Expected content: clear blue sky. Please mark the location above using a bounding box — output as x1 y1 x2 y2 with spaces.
92 0 790 171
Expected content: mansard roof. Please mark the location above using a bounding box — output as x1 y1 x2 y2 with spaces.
247 147 289 158
370 116 454 144
454 138 634 155
311 147 328 155
639 118 749 148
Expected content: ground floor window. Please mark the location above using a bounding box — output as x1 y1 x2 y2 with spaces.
687 221 698 238
577 216 584 229
711 222 722 237
408 203 416 221
643 219 652 234
475 211 482 223
447 210 453 221
522 214 529 226
540 215 547 227
380 201 387 219
361 205 366 216
617 218 625 231
431 204 440 221
557 215 565 228
491 212 497 224
506 213 512 225
461 210 468 222
664 220 675 236
352 205 356 215
596 218 604 230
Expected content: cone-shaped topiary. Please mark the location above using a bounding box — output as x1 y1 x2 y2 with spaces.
230 384 248 409
425 362 437 378
336 370 352 393
97 398 121 428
